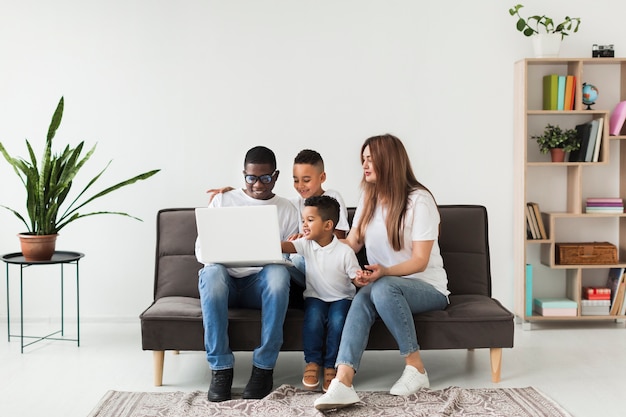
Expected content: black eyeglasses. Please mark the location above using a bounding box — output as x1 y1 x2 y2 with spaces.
244 171 277 184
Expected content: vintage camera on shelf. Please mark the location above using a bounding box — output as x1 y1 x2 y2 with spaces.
592 44 615 58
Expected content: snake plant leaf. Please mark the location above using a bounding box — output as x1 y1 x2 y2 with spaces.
0 97 160 235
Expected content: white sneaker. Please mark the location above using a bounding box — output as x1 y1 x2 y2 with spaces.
389 365 429 396
313 378 360 410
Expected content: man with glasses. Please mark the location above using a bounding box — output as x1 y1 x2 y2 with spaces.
195 145 299 402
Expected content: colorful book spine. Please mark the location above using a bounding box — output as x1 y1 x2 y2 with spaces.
526 264 533 316
565 75 576 110
557 75 566 110
586 198 623 203
543 74 558 110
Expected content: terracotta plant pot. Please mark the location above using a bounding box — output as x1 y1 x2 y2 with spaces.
550 148 566 162
18 233 58 261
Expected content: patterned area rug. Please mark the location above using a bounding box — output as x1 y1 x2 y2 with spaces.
87 384 573 417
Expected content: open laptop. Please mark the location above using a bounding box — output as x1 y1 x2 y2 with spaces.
195 205 292 267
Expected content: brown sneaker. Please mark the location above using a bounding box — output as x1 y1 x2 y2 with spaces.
323 368 337 392
302 363 320 390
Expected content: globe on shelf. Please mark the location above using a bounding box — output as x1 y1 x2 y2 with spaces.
582 83 599 110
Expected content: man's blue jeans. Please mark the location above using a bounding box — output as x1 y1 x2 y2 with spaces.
198 263 290 370
336 276 448 371
303 297 351 369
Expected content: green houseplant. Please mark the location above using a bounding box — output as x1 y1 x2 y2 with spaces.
509 4 581 58
532 123 579 162
0 97 160 260
509 4 581 39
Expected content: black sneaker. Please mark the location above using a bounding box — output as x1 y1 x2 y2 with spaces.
242 366 273 399
208 368 233 402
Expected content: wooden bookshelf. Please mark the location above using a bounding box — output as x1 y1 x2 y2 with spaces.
514 58 626 329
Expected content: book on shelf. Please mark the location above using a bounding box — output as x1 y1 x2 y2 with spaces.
591 117 604 162
581 299 610 316
586 202 624 207
620 291 626 316
582 287 611 300
606 268 625 312
586 198 623 203
564 75 575 110
533 297 578 308
610 279 626 315
543 74 558 110
534 306 577 317
568 121 592 162
586 197 624 213
609 101 626 136
584 119 600 162
525 204 539 239
586 207 624 213
528 202 547 239
525 264 533 316
533 297 577 317
556 75 566 111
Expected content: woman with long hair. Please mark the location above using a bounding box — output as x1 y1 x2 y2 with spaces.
314 134 449 410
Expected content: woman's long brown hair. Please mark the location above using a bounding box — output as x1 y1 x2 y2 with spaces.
357 134 434 251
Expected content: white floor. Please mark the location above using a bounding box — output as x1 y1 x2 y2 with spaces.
0 319 624 417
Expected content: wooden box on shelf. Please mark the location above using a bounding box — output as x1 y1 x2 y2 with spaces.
555 241 618 265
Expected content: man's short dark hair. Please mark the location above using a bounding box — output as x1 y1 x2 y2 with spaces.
304 195 339 229
294 149 324 170
245 146 277 170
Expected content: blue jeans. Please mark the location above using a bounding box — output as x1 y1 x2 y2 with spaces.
303 297 352 369
198 263 291 370
288 254 306 288
336 276 448 371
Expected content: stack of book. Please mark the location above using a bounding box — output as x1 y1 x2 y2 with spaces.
585 197 624 213
533 297 577 317
581 287 611 315
543 74 576 111
606 268 626 316
525 202 547 239
568 118 604 162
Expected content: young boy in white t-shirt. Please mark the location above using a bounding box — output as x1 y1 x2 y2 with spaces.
287 149 350 287
280 195 360 392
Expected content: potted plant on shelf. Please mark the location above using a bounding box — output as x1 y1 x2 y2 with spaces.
509 4 581 58
0 97 160 261
532 123 579 162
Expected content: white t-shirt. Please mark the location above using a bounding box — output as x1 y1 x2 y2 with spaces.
289 189 350 233
194 188 299 278
292 236 360 302
351 189 449 296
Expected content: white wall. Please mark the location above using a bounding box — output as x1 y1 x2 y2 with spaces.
0 0 624 321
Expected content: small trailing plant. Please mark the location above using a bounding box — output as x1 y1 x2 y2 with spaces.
509 4 581 40
0 97 160 235
532 124 580 154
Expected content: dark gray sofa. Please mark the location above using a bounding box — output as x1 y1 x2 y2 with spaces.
140 205 514 386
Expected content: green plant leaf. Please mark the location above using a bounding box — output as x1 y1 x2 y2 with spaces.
0 97 160 235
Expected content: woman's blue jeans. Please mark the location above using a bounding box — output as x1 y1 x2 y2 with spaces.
336 276 448 372
198 263 290 371
303 297 352 369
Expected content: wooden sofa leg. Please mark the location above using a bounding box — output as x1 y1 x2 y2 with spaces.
490 348 502 383
153 350 165 386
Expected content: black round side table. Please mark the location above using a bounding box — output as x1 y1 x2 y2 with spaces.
1 251 84 353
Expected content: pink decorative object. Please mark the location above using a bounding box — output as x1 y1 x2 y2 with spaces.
609 101 626 136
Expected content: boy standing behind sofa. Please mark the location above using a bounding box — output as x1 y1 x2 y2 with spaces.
281 195 360 392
